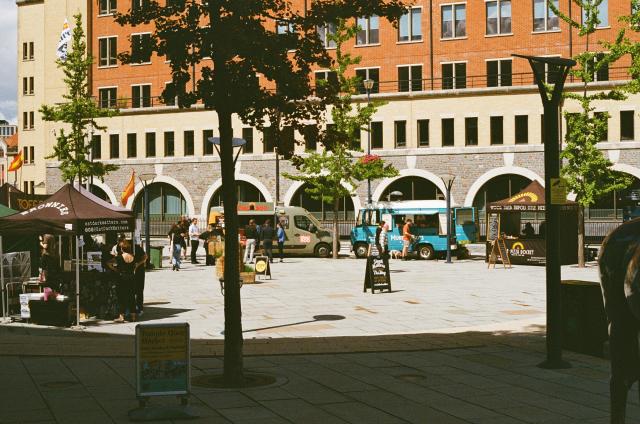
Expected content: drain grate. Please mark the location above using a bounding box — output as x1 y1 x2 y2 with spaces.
192 372 280 389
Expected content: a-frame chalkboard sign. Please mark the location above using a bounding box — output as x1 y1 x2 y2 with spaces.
363 256 392 293
488 238 511 269
254 256 272 279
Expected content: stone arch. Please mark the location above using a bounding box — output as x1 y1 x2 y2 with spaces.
464 166 544 207
89 180 118 205
199 173 273 219
126 175 195 216
373 169 453 204
284 181 363 212
612 163 640 181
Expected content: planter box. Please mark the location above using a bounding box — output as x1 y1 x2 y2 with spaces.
240 272 256 284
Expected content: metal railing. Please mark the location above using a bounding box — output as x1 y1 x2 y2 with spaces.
478 218 622 244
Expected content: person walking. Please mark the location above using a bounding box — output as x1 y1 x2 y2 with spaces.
276 221 286 262
243 219 258 263
133 242 147 316
170 224 185 271
189 218 200 264
261 219 276 263
402 218 413 260
107 240 137 323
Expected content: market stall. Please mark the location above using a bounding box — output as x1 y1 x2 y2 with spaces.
0 184 135 325
485 180 578 266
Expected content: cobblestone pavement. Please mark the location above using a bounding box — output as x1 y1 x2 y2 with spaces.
2 255 631 423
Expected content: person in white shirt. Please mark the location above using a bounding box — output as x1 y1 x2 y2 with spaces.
188 218 200 264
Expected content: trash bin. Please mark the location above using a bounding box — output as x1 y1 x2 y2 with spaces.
561 280 608 357
149 246 163 269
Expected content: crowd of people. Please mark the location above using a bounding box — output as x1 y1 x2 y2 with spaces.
167 217 224 270
242 219 286 264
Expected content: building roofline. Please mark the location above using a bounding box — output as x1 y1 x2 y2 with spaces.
16 0 44 6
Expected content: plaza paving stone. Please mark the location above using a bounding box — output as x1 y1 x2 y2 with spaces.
0 255 636 422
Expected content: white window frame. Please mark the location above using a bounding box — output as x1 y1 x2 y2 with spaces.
532 54 561 83
588 51 610 82
396 64 423 92
485 57 513 87
130 32 152 65
98 0 117 16
354 66 381 93
398 7 423 43
98 36 118 68
441 3 467 40
581 0 609 29
317 23 337 49
440 61 467 90
355 16 380 46
131 83 152 108
98 86 118 108
533 0 560 33
485 0 512 36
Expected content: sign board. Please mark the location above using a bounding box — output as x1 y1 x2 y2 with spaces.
237 202 274 212
81 217 135 234
8 193 48 211
550 178 568 205
136 323 190 397
487 213 500 241
254 256 271 279
363 256 391 294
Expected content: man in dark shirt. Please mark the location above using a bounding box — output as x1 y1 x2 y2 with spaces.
261 220 276 263
133 243 148 315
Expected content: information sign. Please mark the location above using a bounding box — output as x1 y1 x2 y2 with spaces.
550 178 568 205
254 256 271 279
136 323 190 397
363 256 391 294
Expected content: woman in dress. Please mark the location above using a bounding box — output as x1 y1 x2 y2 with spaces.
107 239 137 323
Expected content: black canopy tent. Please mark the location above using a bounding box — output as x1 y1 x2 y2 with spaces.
485 180 578 266
0 184 135 324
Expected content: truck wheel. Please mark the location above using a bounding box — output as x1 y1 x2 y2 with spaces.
315 243 331 258
418 244 435 260
354 243 368 259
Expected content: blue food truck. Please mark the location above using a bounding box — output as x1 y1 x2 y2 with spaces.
350 201 478 259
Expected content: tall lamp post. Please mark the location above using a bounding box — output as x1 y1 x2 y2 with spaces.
513 54 575 370
363 78 374 206
440 174 456 264
139 173 155 267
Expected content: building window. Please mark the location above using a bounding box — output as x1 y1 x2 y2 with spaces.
163 82 176 106
99 0 117 15
315 70 338 95
587 53 609 82
242 127 254 153
22 78 28 95
29 147 34 164
262 127 275 153
533 0 559 32
582 0 608 27
127 133 137 158
22 42 34 60
132 0 149 10
23 147 29 164
355 68 380 94
486 59 512 87
442 62 466 89
23 181 29 194
98 37 117 67
417 119 429 147
91 135 102 159
465 117 478 146
164 131 175 157
98 87 117 108
145 132 156 157
317 23 336 48
486 0 511 35
109 134 119 159
303 125 317 151
490 116 504 144
515 115 529 144
394 121 407 148
356 16 379 45
131 33 152 64
29 77 34 94
22 112 27 130
371 122 383 149
399 7 422 42
184 130 194 156
442 118 455 146
276 21 294 34
595 111 608 141
398 65 422 92
620 110 635 141
532 60 562 84
203 129 214 155
441 4 466 39
132 84 151 108
29 112 34 130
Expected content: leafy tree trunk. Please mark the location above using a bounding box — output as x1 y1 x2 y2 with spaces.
332 198 339 259
577 204 586 267
219 107 244 386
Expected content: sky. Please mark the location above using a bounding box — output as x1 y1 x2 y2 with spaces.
0 0 17 124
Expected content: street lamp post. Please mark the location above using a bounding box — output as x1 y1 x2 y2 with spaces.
513 54 575 370
139 173 155 267
363 78 375 206
440 174 456 264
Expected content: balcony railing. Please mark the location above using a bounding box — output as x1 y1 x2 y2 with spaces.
95 66 632 110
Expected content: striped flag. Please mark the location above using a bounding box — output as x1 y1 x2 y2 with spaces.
121 171 135 206
8 152 23 172
56 20 72 61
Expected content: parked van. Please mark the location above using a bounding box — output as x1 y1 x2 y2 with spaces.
350 200 478 259
209 202 334 257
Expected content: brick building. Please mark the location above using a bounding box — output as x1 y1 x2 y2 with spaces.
16 0 640 237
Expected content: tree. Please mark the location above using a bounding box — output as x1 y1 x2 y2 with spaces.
40 14 118 184
550 0 632 266
0 120 8 125
116 1 406 386
285 19 398 259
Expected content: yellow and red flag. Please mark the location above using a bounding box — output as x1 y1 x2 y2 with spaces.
8 152 23 172
121 170 135 206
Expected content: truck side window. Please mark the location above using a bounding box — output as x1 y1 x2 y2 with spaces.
294 215 314 232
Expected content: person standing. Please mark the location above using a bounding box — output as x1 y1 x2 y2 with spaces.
276 221 286 262
170 224 185 271
180 217 189 261
402 218 413 260
261 220 275 263
375 220 388 258
39 234 61 291
107 240 137 323
133 242 147 316
189 218 200 264
243 219 258 263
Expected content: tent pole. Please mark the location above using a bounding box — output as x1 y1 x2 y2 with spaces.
1 235 6 322
58 236 62 267
75 235 80 327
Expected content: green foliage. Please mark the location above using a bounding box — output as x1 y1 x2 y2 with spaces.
39 14 118 183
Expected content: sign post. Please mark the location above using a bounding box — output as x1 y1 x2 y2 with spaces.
130 323 197 421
